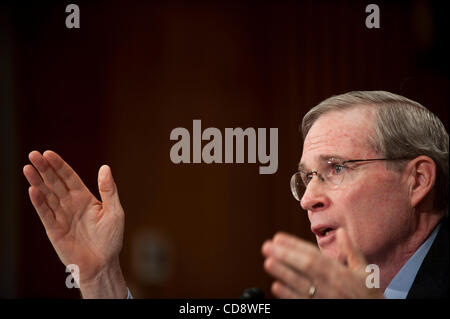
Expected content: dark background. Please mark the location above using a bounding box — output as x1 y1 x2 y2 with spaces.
1 0 448 298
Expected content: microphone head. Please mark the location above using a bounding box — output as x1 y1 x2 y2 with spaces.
240 287 265 299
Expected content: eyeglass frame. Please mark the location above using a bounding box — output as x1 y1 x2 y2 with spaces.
290 157 411 202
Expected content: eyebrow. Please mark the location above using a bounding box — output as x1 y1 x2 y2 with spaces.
298 154 345 171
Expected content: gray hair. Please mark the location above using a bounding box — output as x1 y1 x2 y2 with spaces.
301 90 449 212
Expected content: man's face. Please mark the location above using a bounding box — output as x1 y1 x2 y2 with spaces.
300 107 413 263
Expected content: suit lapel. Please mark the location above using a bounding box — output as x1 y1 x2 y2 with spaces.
407 217 449 298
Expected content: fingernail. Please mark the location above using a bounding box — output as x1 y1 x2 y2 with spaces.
99 165 109 179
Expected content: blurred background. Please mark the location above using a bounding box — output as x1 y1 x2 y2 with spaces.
0 0 448 298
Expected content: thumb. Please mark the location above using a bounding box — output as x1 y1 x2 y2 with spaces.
98 165 121 211
336 228 367 271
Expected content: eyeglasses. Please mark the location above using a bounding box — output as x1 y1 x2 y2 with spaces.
290 157 410 202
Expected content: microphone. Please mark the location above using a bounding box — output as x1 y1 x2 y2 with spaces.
240 287 265 299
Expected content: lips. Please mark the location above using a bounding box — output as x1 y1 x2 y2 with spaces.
311 225 337 237
311 224 338 246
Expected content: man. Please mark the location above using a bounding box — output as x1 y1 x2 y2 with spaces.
23 91 448 298
262 91 448 298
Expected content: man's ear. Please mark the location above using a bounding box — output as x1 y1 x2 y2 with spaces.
406 156 436 208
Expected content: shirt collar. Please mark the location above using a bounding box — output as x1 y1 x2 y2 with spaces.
384 223 441 299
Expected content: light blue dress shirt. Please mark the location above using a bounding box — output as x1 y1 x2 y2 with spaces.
384 223 441 299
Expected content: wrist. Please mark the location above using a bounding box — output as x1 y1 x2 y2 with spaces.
79 258 127 299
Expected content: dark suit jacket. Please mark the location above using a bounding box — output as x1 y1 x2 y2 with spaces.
407 217 449 298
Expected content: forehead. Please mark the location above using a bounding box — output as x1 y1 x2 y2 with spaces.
301 107 377 166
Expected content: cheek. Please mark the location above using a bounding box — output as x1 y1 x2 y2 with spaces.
334 172 410 254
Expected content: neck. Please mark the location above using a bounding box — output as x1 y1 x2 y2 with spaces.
374 210 443 291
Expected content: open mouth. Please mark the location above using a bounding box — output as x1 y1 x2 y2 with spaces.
318 227 335 237
312 225 337 238
312 225 338 247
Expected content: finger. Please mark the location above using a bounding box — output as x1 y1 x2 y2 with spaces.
336 228 367 271
261 239 273 257
98 165 122 212
262 240 323 281
28 151 69 200
28 186 57 231
43 150 90 192
273 232 319 256
263 232 321 271
271 281 302 299
264 257 311 296
23 164 61 213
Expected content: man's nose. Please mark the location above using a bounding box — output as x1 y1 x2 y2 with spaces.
300 177 329 211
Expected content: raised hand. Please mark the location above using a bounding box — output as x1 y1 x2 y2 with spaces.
23 150 127 298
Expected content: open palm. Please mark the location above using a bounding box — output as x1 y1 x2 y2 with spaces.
23 150 125 284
